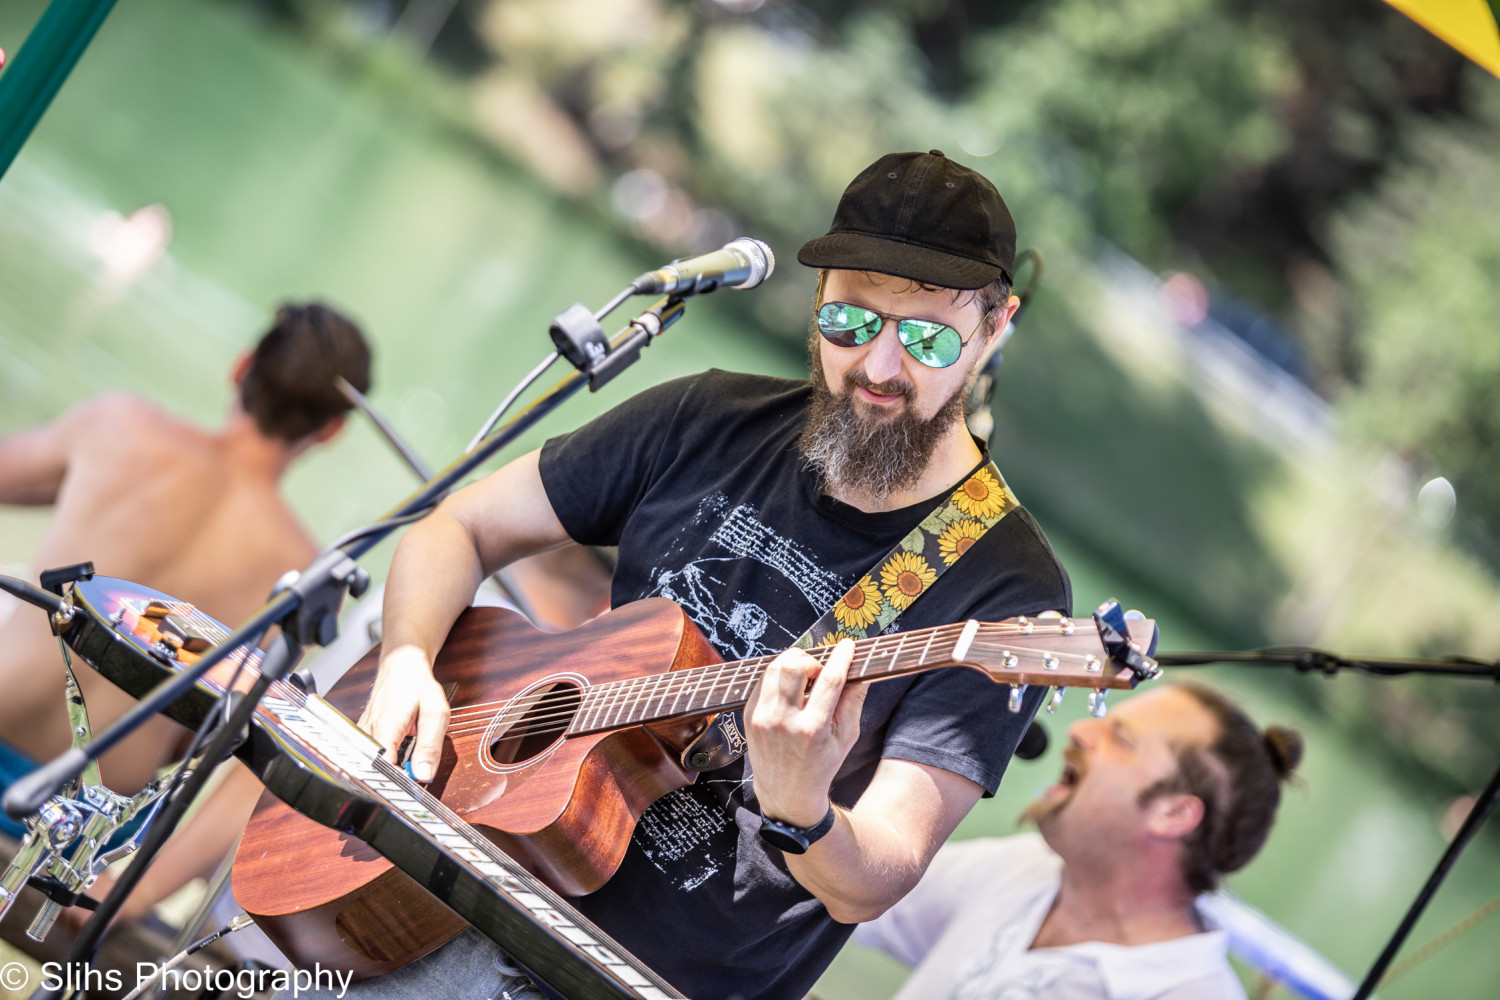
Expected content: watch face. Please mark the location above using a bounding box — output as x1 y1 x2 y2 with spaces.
758 820 810 855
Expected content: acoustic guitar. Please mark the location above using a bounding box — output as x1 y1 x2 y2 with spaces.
54 575 1156 979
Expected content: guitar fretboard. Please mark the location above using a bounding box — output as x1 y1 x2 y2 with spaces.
567 618 1080 736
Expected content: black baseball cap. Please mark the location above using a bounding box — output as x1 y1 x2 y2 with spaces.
797 150 1016 289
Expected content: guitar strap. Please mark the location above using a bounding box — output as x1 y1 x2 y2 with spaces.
681 458 1020 771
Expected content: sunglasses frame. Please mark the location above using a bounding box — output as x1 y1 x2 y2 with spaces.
812 272 997 370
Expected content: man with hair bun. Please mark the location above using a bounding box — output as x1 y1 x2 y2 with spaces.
857 682 1303 999
0 301 372 919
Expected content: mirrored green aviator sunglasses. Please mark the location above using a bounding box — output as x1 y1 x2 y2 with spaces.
814 297 995 369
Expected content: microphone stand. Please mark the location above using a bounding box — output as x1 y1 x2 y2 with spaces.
1155 647 1500 998
1156 647 1500 681
4 291 687 999
334 376 542 625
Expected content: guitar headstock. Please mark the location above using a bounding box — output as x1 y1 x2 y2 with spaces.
953 601 1159 717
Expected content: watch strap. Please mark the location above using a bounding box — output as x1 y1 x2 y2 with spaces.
758 803 837 855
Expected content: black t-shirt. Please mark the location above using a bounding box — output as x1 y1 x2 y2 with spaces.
538 369 1070 1000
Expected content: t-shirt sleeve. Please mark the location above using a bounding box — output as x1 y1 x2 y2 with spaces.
877 510 1070 794
538 373 703 547
880 669 1044 794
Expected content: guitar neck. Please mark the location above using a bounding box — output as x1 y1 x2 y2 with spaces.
569 620 991 736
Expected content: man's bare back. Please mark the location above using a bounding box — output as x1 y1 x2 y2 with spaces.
0 393 319 793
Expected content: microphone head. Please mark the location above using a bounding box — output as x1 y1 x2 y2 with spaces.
727 237 775 289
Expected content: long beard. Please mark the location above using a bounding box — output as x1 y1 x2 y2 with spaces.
798 332 970 502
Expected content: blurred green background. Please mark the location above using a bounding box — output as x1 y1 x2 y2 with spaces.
1 0 1499 997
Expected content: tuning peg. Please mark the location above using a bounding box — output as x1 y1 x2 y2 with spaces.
1042 652 1059 671
1047 687 1064 714
1088 689 1108 718
1008 684 1027 713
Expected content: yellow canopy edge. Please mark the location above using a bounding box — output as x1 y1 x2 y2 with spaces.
1386 0 1500 77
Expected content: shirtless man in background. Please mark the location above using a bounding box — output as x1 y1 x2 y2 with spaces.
0 302 371 913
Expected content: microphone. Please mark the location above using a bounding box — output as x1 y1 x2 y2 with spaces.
631 238 775 296
1015 721 1049 761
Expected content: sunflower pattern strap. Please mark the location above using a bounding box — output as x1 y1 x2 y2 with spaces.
683 461 1016 772
793 460 1017 649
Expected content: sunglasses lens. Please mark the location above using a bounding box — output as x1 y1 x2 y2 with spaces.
897 319 963 368
817 303 883 347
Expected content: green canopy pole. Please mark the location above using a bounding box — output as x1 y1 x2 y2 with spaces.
0 0 119 181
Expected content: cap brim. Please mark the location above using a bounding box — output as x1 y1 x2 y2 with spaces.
797 232 1008 289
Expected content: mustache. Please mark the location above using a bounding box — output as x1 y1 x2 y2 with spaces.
844 368 914 401
1062 745 1086 781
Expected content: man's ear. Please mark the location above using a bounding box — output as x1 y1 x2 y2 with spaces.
1145 793 1205 841
308 414 345 446
230 353 252 387
981 295 1021 350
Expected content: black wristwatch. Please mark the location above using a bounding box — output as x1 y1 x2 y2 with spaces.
758 804 837 855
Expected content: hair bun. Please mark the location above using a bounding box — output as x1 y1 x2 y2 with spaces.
1263 725 1304 779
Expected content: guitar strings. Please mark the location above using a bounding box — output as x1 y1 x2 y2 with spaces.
439 619 1084 726
438 629 1118 738
157 602 1087 731
139 599 1129 749
439 624 1109 732
438 625 976 740
438 630 1123 743
139 601 319 712
175 603 1117 750
440 620 978 731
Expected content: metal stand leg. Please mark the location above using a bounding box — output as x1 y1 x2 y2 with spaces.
1353 758 1500 999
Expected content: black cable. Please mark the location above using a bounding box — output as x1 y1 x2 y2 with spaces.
0 574 65 615
321 503 439 554
465 350 561 454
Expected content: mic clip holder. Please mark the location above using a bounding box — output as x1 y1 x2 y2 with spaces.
275 551 371 649
549 304 609 380
551 295 686 391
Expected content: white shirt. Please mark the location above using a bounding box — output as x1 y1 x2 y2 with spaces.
855 834 1246 1000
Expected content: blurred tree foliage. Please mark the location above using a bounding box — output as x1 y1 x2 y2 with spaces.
222 0 1500 785
259 0 1482 362
1326 79 1500 560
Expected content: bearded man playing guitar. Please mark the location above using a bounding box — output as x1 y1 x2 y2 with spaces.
355 151 1072 1000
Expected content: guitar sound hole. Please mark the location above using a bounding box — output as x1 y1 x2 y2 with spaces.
489 682 581 766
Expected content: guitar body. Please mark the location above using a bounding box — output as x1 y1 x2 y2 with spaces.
231 598 721 977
